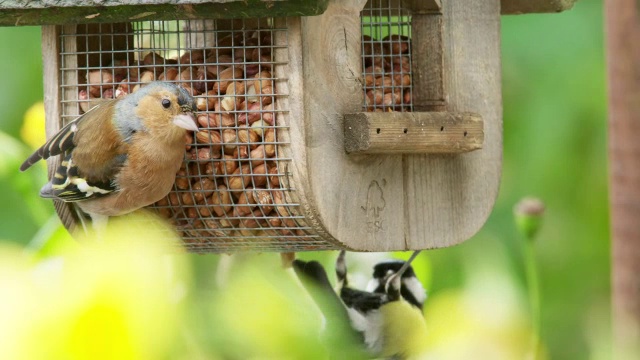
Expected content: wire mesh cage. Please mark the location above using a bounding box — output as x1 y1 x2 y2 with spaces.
57 19 329 252
361 0 412 112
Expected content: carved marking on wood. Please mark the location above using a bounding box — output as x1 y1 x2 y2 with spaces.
362 180 386 233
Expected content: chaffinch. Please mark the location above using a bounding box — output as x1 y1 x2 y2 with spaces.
21 81 198 229
293 250 427 359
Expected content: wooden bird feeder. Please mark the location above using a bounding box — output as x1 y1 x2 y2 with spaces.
4 0 576 252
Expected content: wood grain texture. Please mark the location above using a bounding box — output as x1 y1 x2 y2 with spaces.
273 17 314 234
1 0 329 26
295 0 407 251
403 0 502 249
344 112 483 154
402 0 442 13
605 0 640 356
367 0 576 15
411 14 445 111
42 25 78 233
2 0 319 6
501 0 577 14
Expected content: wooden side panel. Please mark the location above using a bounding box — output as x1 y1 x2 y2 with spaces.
277 17 324 239
42 25 78 233
404 0 502 249
411 14 445 111
298 0 407 251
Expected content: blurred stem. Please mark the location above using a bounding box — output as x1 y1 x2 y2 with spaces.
524 238 541 359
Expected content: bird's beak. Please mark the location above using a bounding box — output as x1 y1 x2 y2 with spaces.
172 113 199 132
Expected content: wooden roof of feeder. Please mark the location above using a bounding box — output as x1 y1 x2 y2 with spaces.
0 0 577 26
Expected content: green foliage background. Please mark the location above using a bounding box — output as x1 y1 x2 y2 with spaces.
0 0 608 358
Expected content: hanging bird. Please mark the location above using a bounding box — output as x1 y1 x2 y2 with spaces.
293 250 428 359
365 259 427 310
20 81 198 231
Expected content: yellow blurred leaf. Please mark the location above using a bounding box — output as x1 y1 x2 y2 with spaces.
21 101 46 150
0 214 190 360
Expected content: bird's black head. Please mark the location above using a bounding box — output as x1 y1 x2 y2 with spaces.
369 260 426 309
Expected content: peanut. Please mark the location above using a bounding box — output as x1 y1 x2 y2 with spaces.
254 71 272 93
210 185 233 217
180 49 207 64
233 145 250 159
237 127 260 144
249 164 268 187
216 67 243 93
261 103 275 125
383 34 410 55
205 161 221 177
233 189 257 217
263 128 276 157
186 207 198 219
158 67 179 81
268 165 280 188
197 113 216 128
140 70 155 83
248 145 267 166
252 189 274 214
182 192 195 206
227 164 252 190
222 154 239 174
195 129 223 152
250 120 267 137
87 70 113 98
175 170 190 190
221 81 246 111
192 178 215 203
221 129 237 153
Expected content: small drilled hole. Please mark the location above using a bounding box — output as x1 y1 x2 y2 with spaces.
403 128 408 134
440 126 444 131
464 131 468 137
376 128 381 134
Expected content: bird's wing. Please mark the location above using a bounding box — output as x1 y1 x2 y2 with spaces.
340 287 388 314
39 153 118 202
20 101 116 171
24 100 128 202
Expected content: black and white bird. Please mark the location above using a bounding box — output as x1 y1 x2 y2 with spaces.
366 259 428 310
293 250 428 359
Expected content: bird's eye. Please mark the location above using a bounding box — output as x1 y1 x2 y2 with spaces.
162 99 171 109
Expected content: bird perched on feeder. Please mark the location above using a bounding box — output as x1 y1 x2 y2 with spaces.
293 250 428 359
20 81 198 231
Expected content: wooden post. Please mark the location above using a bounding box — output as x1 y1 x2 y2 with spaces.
605 0 640 357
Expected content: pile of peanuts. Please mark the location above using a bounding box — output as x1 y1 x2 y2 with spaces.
78 29 308 244
362 34 412 111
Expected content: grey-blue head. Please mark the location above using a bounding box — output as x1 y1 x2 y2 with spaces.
114 81 198 141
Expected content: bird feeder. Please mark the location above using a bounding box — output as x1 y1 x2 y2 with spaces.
4 0 576 252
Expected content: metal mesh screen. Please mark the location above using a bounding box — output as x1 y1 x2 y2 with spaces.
58 19 335 252
361 0 412 112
